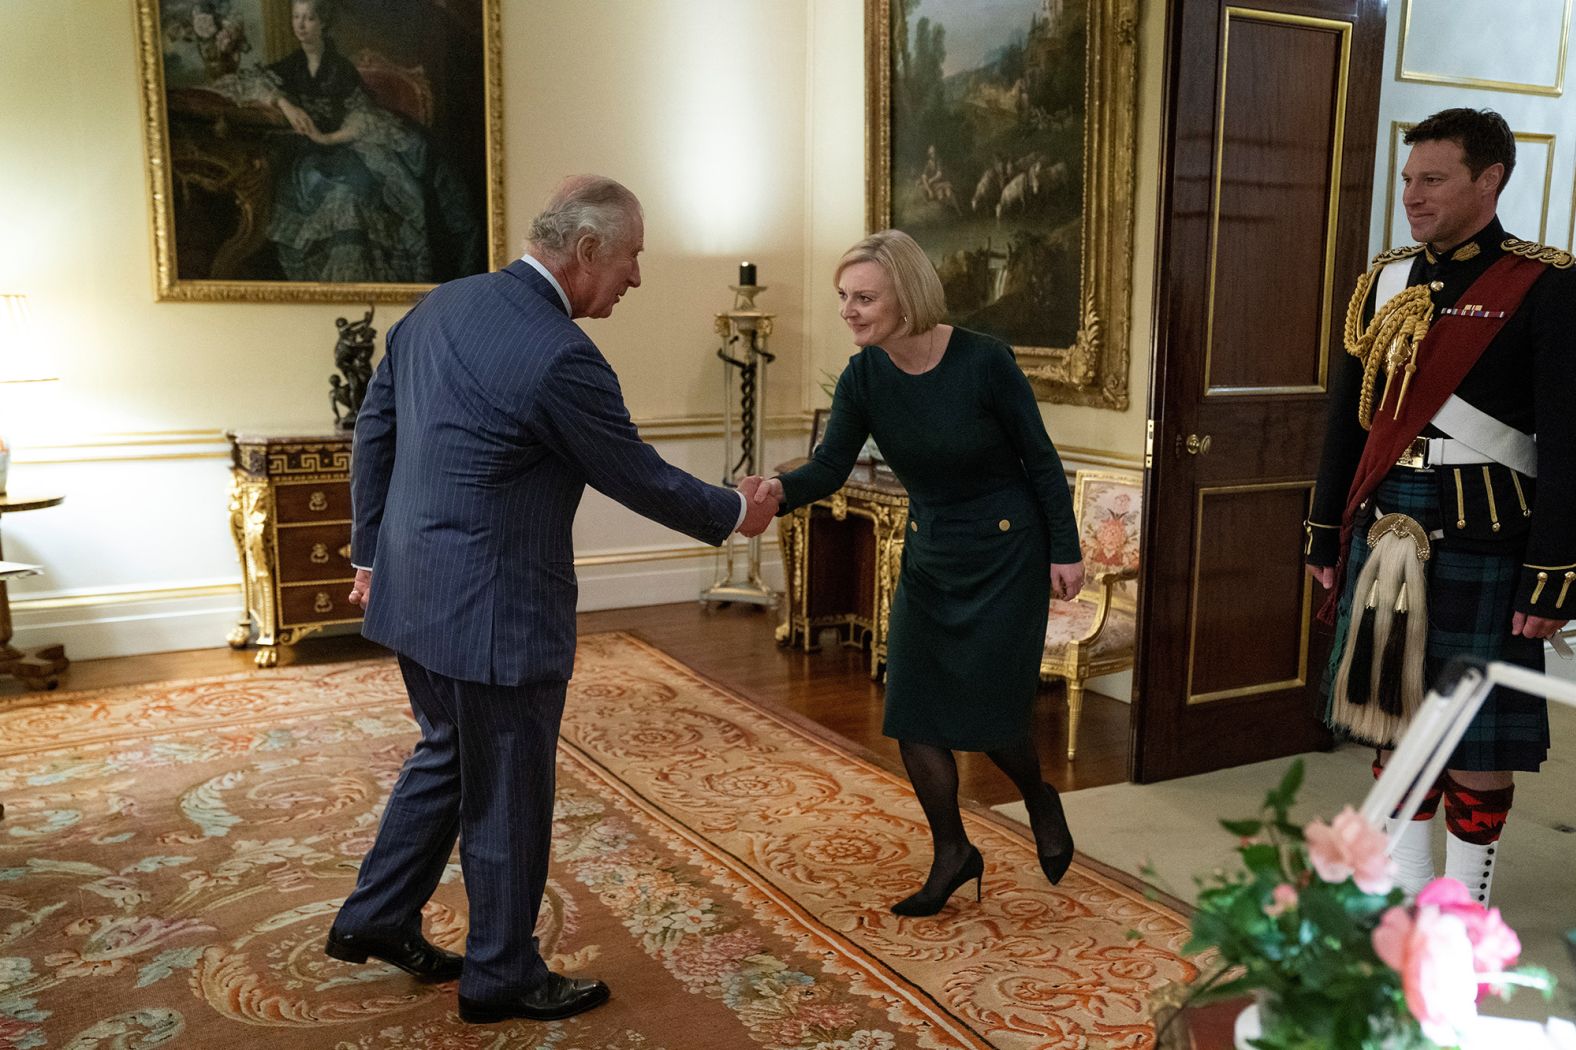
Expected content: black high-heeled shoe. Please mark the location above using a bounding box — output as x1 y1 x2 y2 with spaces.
1030 782 1076 886
890 846 984 917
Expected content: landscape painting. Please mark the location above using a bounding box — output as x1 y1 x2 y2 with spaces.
867 0 1138 407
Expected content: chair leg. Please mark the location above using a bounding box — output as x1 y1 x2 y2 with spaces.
1065 681 1085 761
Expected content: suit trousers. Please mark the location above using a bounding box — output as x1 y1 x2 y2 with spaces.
334 653 568 1000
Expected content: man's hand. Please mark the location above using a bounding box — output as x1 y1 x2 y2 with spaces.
1306 563 1335 589
737 475 778 537
1512 611 1567 640
1051 562 1084 601
348 567 372 609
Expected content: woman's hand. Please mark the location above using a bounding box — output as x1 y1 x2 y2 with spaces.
1050 561 1084 601
276 96 314 135
753 476 784 509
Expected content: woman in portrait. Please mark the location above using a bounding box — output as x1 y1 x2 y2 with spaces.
754 230 1084 915
260 0 480 283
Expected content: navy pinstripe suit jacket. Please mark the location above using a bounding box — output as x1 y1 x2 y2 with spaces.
351 260 739 685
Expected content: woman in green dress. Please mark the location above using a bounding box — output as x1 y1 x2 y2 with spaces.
753 230 1085 915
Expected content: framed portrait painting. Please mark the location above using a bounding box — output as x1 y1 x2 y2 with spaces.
866 0 1138 408
134 0 505 302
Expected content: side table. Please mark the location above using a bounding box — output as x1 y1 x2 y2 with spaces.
0 493 70 690
774 460 908 680
227 432 361 667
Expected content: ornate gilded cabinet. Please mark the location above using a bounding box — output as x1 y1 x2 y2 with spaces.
226 432 361 667
775 461 909 679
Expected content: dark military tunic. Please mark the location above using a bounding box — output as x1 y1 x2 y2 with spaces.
1307 218 1576 770
778 328 1081 751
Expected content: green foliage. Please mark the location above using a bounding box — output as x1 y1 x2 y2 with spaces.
1183 760 1433 1050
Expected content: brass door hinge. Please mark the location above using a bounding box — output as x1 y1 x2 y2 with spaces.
1144 418 1155 468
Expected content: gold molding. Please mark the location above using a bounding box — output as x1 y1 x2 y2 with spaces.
1055 443 1146 469
1383 124 1559 250
12 544 782 612
1205 8 1350 400
633 411 815 442
1185 480 1314 705
132 0 507 303
1397 0 1571 97
13 416 817 465
12 581 242 613
864 0 1139 410
1570 169 1576 252
574 538 779 570
17 450 230 465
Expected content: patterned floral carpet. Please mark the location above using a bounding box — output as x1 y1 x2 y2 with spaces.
0 632 1197 1050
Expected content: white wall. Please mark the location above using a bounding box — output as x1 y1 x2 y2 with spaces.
1370 0 1576 255
2 0 1161 664
1 1 819 660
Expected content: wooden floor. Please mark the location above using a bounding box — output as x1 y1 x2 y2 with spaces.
8 602 1133 806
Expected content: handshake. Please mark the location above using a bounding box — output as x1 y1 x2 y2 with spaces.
735 475 786 538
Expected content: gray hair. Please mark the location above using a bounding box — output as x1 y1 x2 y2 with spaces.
526 175 642 261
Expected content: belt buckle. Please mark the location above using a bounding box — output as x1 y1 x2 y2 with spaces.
1396 437 1427 470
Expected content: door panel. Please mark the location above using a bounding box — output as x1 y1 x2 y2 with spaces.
1187 483 1314 702
1207 11 1351 394
1132 0 1385 782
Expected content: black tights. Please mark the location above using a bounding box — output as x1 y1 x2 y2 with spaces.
898 737 1072 891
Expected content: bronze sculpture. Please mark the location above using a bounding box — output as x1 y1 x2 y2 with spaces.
330 305 377 430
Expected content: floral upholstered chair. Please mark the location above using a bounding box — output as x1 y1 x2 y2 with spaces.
1040 469 1142 760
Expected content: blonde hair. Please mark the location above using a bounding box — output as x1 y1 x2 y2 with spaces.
834 229 946 334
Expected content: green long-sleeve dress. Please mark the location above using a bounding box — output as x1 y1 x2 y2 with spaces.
778 327 1081 750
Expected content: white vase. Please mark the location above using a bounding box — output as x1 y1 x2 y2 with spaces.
1232 1002 1264 1049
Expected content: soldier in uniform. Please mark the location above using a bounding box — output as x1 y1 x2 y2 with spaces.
1305 108 1574 905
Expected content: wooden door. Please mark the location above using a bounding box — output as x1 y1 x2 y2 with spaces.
1132 0 1386 782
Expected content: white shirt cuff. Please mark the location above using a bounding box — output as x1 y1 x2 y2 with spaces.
734 490 748 531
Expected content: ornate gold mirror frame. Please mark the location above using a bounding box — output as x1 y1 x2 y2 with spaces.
865 0 1139 408
134 0 505 303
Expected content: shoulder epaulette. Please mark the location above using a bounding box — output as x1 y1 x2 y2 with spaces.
1500 238 1574 269
1369 244 1424 268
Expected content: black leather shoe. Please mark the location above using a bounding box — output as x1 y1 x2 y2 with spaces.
1030 782 1077 886
323 926 463 982
890 845 985 917
458 973 611 1023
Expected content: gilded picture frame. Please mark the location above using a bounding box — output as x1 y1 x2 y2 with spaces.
865 0 1138 408
134 0 506 303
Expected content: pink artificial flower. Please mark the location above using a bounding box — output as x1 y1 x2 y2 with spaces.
1372 904 1480 1044
1416 877 1522 996
1264 883 1298 917
1304 806 1395 894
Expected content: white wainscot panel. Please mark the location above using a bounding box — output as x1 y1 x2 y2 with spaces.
6 450 244 661
1399 0 1570 94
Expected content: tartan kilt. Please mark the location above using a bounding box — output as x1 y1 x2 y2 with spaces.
1324 466 1549 771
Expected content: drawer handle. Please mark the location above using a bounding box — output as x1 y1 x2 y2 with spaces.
309 491 328 512
310 543 330 564
313 591 333 614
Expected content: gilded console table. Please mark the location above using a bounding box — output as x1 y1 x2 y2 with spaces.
226 432 361 667
774 460 908 679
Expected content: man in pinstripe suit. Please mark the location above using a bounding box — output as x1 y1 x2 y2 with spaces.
324 175 777 1023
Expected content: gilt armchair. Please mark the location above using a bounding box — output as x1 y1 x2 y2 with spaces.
1040 469 1142 760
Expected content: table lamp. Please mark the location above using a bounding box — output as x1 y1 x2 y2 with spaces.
0 293 59 494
